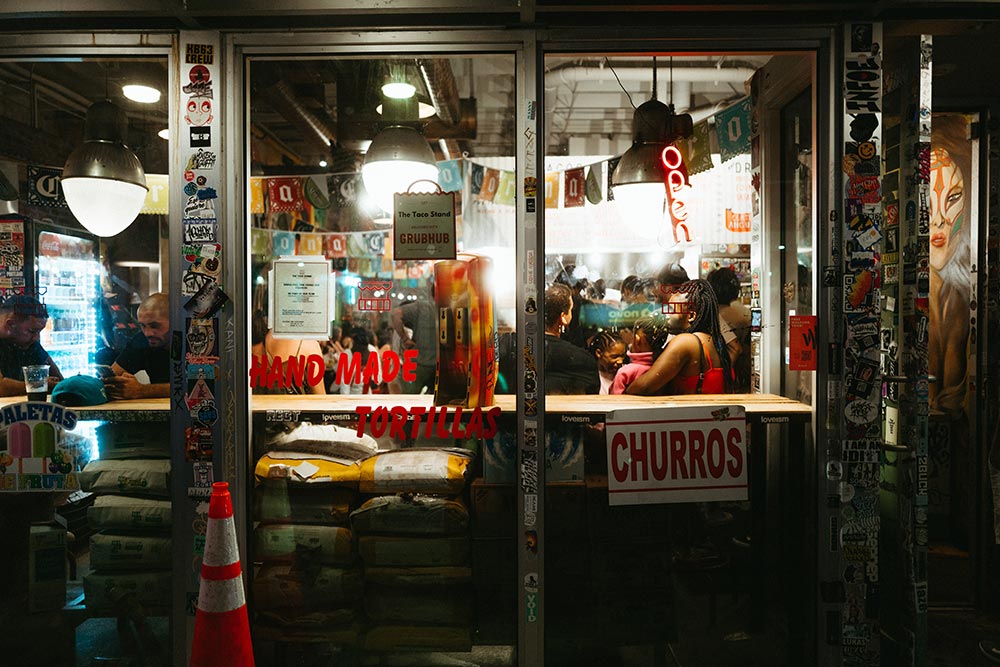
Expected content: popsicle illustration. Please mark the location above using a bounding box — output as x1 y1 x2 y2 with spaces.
9 422 31 457
32 422 55 458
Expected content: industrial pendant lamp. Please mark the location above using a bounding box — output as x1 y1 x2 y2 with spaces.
62 100 148 237
362 94 438 218
611 57 693 239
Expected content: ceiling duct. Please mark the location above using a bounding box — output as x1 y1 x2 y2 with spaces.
546 63 756 88
259 79 338 163
418 58 468 159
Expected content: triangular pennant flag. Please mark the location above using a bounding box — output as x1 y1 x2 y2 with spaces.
688 120 715 176
479 168 500 202
250 178 265 214
325 233 346 258
469 163 485 195
495 170 516 206
544 172 560 209
606 157 620 201
715 97 753 163
585 165 603 205
564 168 586 208
363 232 386 256
438 159 464 193
272 231 296 256
267 177 305 213
250 228 272 256
298 232 323 255
141 174 169 215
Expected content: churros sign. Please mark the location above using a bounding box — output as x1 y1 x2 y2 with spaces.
605 405 747 505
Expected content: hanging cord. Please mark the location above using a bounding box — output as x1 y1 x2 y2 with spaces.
652 55 658 101
669 55 675 112
604 57 636 110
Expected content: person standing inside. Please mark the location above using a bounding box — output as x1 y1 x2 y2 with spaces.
0 295 62 396
391 299 437 394
105 293 172 399
707 266 751 392
544 283 600 395
626 280 734 396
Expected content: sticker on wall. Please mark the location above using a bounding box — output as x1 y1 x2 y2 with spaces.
189 126 211 148
183 218 218 244
186 318 219 360
184 280 229 318
184 425 213 462
185 43 214 65
184 95 213 127
184 65 213 98
188 461 214 498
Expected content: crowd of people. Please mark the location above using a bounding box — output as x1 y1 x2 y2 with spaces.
543 263 752 396
0 292 172 400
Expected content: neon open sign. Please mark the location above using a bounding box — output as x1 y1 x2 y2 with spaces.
662 145 691 244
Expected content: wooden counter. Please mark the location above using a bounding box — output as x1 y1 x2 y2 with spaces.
0 393 811 423
251 392 812 420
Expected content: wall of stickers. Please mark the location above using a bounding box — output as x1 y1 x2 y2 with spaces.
171 31 231 664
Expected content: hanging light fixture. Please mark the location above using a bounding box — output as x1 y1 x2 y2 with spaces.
611 57 693 242
122 83 161 104
362 94 438 218
375 61 437 119
62 100 148 237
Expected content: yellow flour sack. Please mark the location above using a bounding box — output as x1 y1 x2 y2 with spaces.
357 448 473 495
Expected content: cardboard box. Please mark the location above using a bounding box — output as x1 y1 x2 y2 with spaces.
28 523 66 612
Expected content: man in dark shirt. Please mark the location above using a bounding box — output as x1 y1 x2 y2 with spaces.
391 299 438 394
0 295 63 396
105 293 170 399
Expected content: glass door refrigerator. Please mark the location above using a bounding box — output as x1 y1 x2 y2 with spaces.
34 227 102 377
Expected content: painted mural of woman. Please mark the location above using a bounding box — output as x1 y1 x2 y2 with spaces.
928 113 972 419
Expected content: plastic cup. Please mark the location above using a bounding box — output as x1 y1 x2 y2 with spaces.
22 364 50 402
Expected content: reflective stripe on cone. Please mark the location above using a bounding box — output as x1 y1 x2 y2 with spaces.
190 482 254 667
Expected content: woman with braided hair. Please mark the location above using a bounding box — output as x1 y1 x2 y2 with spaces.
625 279 734 395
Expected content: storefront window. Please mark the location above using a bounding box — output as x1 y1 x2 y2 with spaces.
540 50 815 664
0 55 172 664
247 53 517 662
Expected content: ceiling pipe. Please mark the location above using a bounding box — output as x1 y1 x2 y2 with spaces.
548 65 756 87
418 58 466 158
259 79 337 157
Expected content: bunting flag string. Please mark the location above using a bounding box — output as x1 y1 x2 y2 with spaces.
248 96 751 221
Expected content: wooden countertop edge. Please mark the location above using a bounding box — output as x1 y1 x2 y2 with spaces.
0 393 814 416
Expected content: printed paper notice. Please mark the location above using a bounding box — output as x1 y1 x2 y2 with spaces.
270 255 331 339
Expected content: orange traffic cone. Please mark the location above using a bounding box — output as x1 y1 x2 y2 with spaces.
190 482 255 666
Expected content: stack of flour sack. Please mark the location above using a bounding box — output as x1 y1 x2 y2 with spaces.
78 440 172 614
252 423 376 645
252 422 475 654
353 447 474 653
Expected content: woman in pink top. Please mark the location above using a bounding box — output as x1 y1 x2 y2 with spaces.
611 317 670 394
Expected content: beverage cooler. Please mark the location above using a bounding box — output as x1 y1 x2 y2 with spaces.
34 227 102 377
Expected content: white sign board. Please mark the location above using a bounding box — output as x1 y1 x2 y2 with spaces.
393 190 456 260
605 405 748 505
269 255 332 339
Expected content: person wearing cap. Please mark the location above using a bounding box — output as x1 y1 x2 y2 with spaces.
105 292 171 400
0 295 63 397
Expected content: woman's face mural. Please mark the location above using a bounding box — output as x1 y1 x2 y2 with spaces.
929 147 965 271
